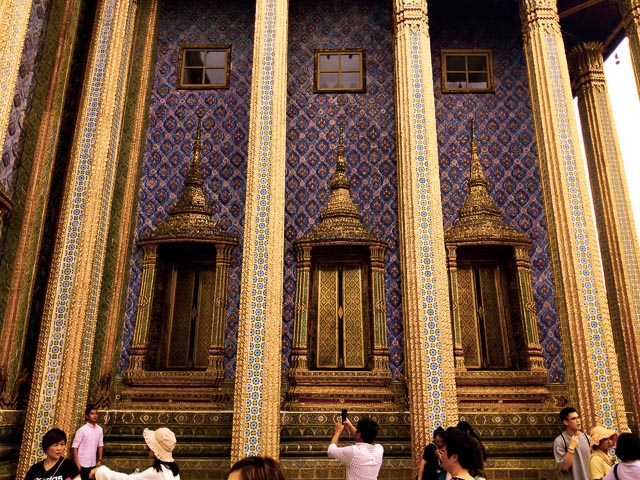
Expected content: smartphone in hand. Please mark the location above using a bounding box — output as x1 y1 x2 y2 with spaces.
341 408 348 424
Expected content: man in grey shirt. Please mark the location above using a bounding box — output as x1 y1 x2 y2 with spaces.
553 407 590 480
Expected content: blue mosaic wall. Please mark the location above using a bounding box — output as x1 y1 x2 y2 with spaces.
1 1 52 195
284 0 401 379
119 0 255 375
430 14 563 382
120 1 563 383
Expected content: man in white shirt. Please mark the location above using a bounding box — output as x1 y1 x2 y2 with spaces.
327 416 383 480
72 406 104 480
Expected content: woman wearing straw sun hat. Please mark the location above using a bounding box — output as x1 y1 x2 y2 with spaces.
89 428 179 480
588 426 618 480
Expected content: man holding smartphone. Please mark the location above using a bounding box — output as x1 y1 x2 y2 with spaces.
328 415 383 480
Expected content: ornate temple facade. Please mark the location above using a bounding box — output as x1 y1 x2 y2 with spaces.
1 0 639 479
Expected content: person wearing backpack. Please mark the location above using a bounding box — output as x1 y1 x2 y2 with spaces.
553 407 591 480
603 432 640 480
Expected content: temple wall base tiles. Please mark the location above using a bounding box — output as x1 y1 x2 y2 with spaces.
0 1 638 479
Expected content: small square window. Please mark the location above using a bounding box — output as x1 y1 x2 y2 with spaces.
314 49 366 93
441 49 493 93
177 45 231 89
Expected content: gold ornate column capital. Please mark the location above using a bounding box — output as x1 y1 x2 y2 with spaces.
392 0 458 466
393 0 428 34
619 0 640 96
568 42 606 93
518 0 628 431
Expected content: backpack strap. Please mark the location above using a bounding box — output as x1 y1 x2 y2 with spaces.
614 463 619 480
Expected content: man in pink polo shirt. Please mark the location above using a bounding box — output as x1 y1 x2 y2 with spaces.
72 406 104 480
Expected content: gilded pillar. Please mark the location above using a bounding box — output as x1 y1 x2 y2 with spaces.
290 245 312 373
126 245 159 373
518 1 627 429
17 0 138 476
0 0 84 410
0 1 33 150
231 0 288 461
210 243 235 382
619 0 640 96
370 244 389 373
392 0 458 462
569 42 640 426
92 0 160 408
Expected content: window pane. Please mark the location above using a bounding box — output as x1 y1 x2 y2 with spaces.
206 50 226 67
320 54 339 70
341 72 361 89
320 72 339 89
446 55 466 71
183 68 203 85
467 55 487 71
205 68 225 85
341 53 360 70
184 50 205 67
468 72 488 89
446 72 466 89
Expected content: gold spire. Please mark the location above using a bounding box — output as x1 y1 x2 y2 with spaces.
298 126 383 245
140 112 237 245
446 121 529 245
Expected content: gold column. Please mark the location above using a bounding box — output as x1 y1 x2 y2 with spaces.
126 245 159 373
290 245 312 373
619 0 640 96
0 0 83 410
513 246 545 371
92 0 160 407
392 0 458 463
569 42 640 427
210 243 235 382
518 1 627 430
17 0 138 476
370 244 389 373
231 0 288 461
0 1 33 150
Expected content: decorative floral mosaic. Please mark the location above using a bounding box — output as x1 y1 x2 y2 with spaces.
120 0 563 383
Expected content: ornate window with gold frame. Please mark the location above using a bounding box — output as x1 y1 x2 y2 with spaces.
177 45 231 89
441 49 493 93
309 249 372 370
314 49 366 93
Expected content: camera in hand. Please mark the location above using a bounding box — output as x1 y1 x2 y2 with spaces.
341 408 348 424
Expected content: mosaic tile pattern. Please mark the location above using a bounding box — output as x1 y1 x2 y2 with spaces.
119 0 255 374
120 2 563 384
430 14 563 382
542 30 613 420
284 0 401 379
1 0 52 195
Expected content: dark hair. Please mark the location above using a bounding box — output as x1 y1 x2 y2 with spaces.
357 417 379 444
433 426 445 440
615 432 640 462
444 428 485 477
84 405 97 416
42 428 67 452
229 456 285 480
559 407 577 422
152 458 180 477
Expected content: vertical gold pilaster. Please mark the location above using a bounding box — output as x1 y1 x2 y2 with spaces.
210 244 235 382
0 0 83 410
392 0 458 464
569 41 640 427
127 245 159 372
17 1 138 476
231 0 288 462
446 246 465 370
619 0 640 96
0 1 33 150
290 245 312 372
370 245 389 373
514 246 545 371
93 0 160 407
519 0 627 430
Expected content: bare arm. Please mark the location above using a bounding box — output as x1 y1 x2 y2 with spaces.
417 458 426 480
331 421 345 446
560 435 580 473
72 447 81 470
97 446 104 465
